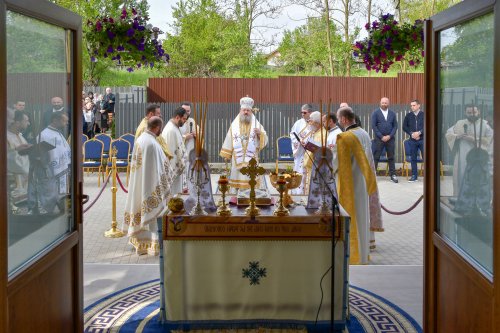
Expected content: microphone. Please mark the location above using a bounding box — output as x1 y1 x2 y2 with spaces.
463 123 468 134
190 121 193 134
295 131 338 332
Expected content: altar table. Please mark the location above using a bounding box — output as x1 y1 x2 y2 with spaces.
157 204 350 332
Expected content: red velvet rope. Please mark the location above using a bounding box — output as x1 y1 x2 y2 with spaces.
83 172 112 213
115 173 129 193
381 195 424 215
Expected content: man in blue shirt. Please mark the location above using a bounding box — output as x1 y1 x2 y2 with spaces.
371 97 398 183
403 99 424 182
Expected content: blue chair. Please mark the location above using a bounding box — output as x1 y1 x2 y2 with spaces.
402 139 424 179
276 136 294 172
371 139 389 176
120 133 135 159
106 139 130 185
95 133 112 159
82 139 104 186
82 133 89 145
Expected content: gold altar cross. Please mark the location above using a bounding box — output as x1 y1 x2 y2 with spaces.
240 158 266 218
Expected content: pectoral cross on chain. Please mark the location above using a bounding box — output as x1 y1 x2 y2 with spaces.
240 158 266 218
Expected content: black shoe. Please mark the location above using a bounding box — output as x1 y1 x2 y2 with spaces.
390 175 399 183
408 176 418 182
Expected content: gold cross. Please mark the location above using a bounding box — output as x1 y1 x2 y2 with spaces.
240 158 265 218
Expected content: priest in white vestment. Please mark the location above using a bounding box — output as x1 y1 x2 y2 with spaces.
36 112 71 214
445 105 493 196
161 107 187 195
220 96 268 190
135 104 172 158
7 111 31 202
334 107 378 265
290 104 313 194
178 102 197 193
123 117 174 255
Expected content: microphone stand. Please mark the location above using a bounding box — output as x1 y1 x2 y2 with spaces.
294 132 339 332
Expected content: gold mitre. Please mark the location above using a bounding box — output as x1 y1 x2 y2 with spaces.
240 96 254 110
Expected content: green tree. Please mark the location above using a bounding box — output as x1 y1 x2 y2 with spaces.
50 0 152 85
164 0 249 77
278 16 344 75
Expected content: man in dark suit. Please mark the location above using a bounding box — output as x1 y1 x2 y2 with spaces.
42 96 71 138
371 97 398 183
402 99 424 182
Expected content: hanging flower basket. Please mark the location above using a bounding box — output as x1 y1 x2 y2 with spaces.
353 14 424 73
86 7 169 72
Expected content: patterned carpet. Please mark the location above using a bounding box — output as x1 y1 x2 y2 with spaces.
84 280 422 333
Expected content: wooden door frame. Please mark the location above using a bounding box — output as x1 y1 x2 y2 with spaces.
424 0 498 332
0 1 82 332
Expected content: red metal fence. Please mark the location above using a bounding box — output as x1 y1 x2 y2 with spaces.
147 73 424 105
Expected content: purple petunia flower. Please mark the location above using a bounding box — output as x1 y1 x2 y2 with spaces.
380 51 386 59
150 62 154 68
372 21 379 28
421 50 425 57
353 51 359 57
142 55 147 61
90 56 96 62
409 60 415 66
107 30 115 39
117 45 125 51
365 23 370 30
107 45 114 53
96 21 102 32
382 25 391 32
137 25 145 31
127 67 134 72
132 7 137 15
109 17 114 24
121 8 127 20
133 20 139 29
127 28 135 37
127 38 137 46
137 44 145 51
137 63 142 68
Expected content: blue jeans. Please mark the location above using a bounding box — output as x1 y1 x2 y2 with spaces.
409 139 424 177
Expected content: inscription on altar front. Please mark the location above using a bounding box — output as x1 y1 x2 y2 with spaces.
203 224 303 233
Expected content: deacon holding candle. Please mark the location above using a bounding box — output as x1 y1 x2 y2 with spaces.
219 96 268 191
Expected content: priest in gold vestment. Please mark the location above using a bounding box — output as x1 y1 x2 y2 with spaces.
334 107 378 265
135 104 172 158
219 96 268 190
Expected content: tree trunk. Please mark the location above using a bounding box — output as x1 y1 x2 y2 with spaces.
367 0 372 77
324 0 334 76
344 0 351 76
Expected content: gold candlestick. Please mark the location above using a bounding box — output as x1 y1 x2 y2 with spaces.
273 175 289 216
240 158 266 218
216 175 231 216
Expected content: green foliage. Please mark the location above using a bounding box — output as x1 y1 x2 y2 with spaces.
278 16 345 75
50 0 161 84
162 0 249 77
86 7 168 72
440 12 494 88
99 68 163 86
354 14 424 73
6 12 67 73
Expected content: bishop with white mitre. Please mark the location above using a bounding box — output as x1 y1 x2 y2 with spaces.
220 96 268 190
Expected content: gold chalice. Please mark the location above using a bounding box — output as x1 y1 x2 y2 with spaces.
270 171 302 207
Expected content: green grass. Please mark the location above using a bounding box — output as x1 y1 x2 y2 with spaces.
98 68 163 86
95 63 424 86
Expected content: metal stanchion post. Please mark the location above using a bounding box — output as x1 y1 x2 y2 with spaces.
104 155 125 238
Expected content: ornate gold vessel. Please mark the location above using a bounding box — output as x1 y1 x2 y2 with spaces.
270 171 302 207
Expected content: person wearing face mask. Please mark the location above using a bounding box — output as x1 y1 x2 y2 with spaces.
445 105 493 196
122 116 174 256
